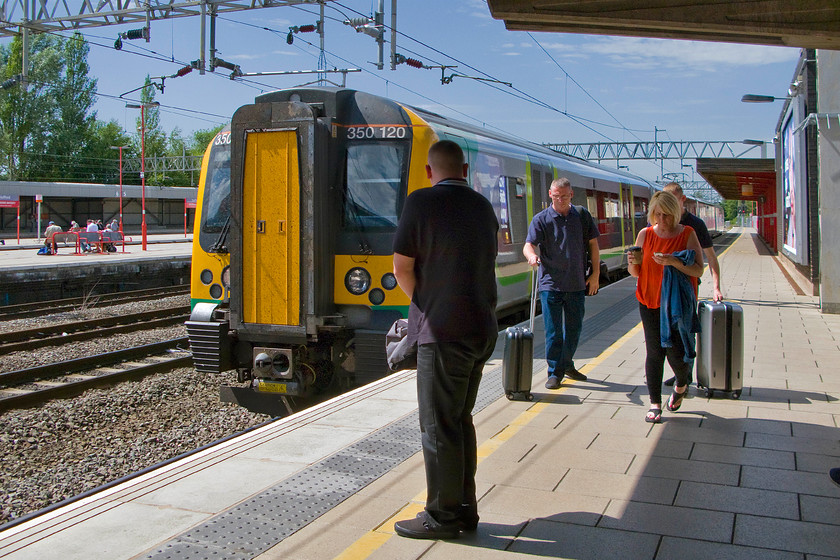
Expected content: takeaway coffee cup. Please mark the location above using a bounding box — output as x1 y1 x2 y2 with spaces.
627 245 642 265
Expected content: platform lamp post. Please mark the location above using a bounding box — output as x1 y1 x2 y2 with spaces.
125 101 160 251
109 146 126 234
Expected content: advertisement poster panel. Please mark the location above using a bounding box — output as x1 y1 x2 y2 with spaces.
780 98 808 264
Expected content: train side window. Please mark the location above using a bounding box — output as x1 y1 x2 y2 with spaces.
343 143 406 231
501 176 528 244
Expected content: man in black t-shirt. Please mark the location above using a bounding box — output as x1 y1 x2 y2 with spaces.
392 140 498 540
663 182 722 302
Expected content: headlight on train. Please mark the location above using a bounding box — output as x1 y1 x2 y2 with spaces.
209 283 224 299
381 273 398 290
200 269 213 285
221 266 231 288
369 288 385 305
345 267 371 295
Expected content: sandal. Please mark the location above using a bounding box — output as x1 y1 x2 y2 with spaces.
666 390 686 412
645 407 662 423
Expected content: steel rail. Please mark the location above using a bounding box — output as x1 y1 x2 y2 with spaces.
0 286 189 321
0 337 192 412
0 305 190 347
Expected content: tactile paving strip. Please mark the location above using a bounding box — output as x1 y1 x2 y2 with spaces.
146 292 637 559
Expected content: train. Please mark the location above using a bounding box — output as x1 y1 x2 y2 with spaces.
185 87 722 415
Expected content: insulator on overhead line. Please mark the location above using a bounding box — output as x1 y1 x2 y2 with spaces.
297 24 316 33
0 75 20 90
395 54 425 69
344 17 374 27
122 27 149 41
173 66 193 78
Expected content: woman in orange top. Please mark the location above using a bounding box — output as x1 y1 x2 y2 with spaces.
628 191 704 423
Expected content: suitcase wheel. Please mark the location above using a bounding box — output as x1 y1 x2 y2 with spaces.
732 390 741 400
506 392 514 401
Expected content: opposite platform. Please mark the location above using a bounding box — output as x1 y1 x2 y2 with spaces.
0 234 192 303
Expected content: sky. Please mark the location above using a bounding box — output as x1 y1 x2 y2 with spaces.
3 0 801 184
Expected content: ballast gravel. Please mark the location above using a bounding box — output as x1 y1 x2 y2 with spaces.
0 295 269 526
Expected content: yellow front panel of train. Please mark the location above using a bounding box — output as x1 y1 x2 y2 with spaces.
242 130 300 325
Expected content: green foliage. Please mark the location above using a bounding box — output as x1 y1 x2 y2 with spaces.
191 125 226 156
1 37 227 186
723 200 739 222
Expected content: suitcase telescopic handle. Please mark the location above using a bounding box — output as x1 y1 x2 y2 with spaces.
529 267 538 332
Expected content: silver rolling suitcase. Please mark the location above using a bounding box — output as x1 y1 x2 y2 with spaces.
503 271 538 401
696 300 743 399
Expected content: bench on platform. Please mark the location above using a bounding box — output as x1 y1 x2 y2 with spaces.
50 232 81 254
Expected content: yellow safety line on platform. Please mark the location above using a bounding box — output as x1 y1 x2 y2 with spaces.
331 322 644 560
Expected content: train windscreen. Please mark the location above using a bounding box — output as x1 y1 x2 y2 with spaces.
343 143 406 232
201 134 231 234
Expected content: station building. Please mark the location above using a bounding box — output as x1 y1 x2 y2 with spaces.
0 181 198 237
698 48 840 314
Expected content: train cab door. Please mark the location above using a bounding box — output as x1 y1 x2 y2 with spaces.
620 183 634 248
241 130 301 327
229 102 325 342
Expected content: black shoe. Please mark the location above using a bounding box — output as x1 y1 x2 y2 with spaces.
395 514 460 540
830 468 840 488
664 376 676 387
415 510 477 532
545 375 562 390
564 367 587 381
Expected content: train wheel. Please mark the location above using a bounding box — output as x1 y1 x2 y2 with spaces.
732 390 741 400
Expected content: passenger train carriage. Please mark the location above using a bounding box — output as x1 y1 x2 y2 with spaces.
186 87 713 415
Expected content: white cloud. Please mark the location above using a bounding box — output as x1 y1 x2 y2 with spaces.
541 36 799 72
227 53 265 61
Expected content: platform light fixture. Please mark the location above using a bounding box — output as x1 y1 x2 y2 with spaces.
740 94 789 103
109 145 127 249
125 101 160 251
741 139 769 158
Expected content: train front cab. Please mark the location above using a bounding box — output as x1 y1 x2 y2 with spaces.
215 100 331 414
189 90 436 416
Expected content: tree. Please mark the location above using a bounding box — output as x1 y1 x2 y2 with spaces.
85 119 135 184
723 199 739 222
43 32 98 179
191 125 226 156
0 34 63 180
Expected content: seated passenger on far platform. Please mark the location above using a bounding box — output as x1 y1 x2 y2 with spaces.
44 221 62 254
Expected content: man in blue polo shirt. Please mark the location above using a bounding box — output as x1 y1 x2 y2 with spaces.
524 178 600 389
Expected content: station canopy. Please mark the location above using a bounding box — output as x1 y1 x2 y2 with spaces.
696 158 776 202
486 1 840 50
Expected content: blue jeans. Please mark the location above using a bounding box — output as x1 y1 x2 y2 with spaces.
540 290 586 377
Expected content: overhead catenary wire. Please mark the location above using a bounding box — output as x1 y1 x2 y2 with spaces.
7 3 690 181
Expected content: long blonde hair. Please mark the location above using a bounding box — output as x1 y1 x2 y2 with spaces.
647 191 681 225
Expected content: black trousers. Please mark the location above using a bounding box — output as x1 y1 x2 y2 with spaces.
639 303 692 405
416 336 495 526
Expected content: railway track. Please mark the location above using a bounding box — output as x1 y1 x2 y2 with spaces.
0 337 192 412
0 306 190 354
0 285 190 321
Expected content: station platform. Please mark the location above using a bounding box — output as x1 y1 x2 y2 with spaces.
1 227 838 559
0 233 192 303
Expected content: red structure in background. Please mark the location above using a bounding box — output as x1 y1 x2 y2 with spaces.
0 195 20 243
